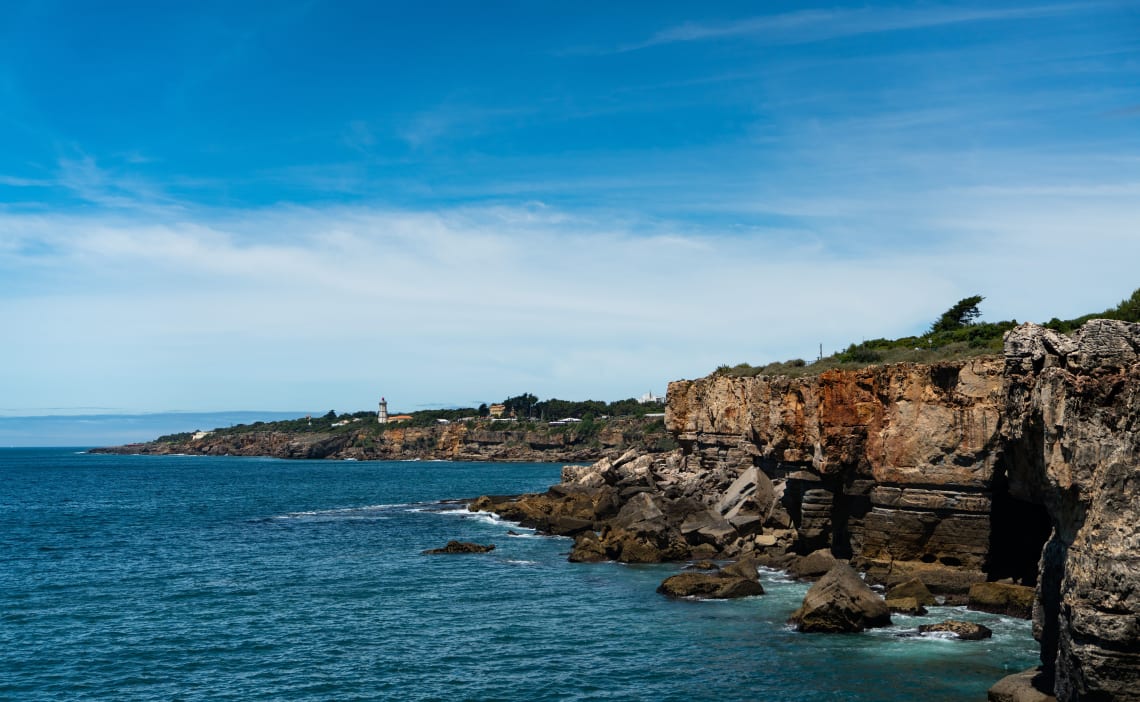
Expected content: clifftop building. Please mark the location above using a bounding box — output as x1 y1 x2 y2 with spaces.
377 397 389 424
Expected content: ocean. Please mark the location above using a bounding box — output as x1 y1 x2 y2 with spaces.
1 449 1038 701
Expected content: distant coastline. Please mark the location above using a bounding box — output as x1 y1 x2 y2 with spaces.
91 414 674 463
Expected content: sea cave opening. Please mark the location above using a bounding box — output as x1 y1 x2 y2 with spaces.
986 470 1052 586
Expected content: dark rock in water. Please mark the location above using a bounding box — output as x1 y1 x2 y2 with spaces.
684 560 720 571
987 668 1057 702
422 540 495 555
789 563 892 633
968 582 1034 619
886 578 937 607
919 619 993 640
787 548 839 580
658 556 763 599
886 597 928 616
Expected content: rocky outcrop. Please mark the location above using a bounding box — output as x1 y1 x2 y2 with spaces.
465 321 1137 699
1003 321 1140 701
789 563 892 633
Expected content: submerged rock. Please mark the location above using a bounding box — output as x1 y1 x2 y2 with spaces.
422 540 495 555
789 563 892 633
684 560 721 571
886 597 928 616
658 557 763 599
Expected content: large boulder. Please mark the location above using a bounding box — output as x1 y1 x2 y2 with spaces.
679 508 736 546
598 525 690 563
788 549 839 580
789 563 892 633
969 581 1034 619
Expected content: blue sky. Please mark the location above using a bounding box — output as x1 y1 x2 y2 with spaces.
2 0 1139 421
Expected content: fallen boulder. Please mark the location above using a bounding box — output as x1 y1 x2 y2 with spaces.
422 540 495 555
919 619 993 640
886 577 937 607
789 563 892 633
968 582 1034 619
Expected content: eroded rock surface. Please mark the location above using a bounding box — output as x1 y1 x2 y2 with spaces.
1003 321 1140 701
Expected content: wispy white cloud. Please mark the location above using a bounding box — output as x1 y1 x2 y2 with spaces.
0 174 51 187
613 3 1105 53
3 173 1138 413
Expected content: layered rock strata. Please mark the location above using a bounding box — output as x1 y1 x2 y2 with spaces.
666 358 1009 593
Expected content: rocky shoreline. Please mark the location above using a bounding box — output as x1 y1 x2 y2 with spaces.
468 320 1140 702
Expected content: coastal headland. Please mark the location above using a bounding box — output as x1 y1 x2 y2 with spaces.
92 414 673 463
470 320 1140 702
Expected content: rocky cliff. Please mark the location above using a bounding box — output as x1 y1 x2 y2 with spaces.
660 320 1138 701
1003 321 1140 701
665 357 1018 593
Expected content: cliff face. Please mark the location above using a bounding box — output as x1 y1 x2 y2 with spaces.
666 321 1140 701
1003 321 1140 701
666 358 1011 591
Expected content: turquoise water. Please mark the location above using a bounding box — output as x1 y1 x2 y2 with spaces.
1 449 1037 701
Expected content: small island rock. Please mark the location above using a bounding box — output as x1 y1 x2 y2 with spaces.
919 619 993 640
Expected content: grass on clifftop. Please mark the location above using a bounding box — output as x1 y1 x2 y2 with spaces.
714 287 1140 379
154 397 670 445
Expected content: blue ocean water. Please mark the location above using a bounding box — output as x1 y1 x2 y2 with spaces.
1 449 1038 701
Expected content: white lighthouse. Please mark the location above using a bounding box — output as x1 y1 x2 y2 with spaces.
378 396 389 424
